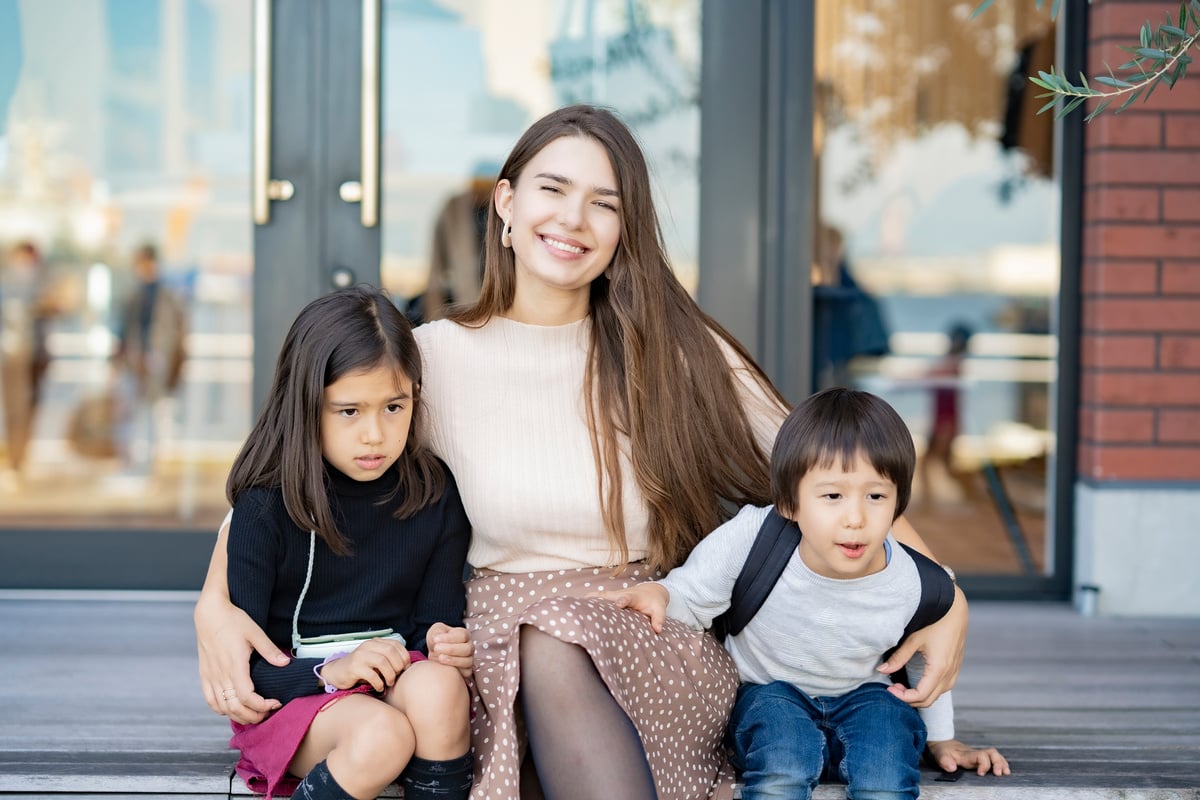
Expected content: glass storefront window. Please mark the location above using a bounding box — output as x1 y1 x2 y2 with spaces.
0 0 252 530
378 0 702 320
813 0 1059 576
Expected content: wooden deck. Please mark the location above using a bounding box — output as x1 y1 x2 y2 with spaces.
0 591 1197 799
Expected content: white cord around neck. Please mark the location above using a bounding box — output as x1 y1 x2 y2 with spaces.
290 530 316 652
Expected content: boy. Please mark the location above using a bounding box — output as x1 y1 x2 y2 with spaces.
603 387 1008 799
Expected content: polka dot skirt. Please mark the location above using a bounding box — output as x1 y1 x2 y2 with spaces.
464 564 739 800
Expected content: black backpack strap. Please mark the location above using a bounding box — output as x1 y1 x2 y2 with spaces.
897 543 957 640
713 508 801 641
882 543 957 680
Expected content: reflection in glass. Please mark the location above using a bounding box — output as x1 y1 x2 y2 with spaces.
813 0 1058 577
380 0 701 322
0 0 252 530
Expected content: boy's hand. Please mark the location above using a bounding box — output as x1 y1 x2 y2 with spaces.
427 622 475 679
320 638 410 693
927 739 1011 776
593 583 670 633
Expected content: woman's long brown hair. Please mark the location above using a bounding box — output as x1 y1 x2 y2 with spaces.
451 105 787 570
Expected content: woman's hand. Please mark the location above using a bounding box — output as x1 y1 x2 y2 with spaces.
194 591 288 724
880 585 968 707
427 622 475 680
927 739 1011 776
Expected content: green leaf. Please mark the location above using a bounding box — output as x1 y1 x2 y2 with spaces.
1117 88 1145 112
1136 47 1170 59
1055 96 1088 119
1037 96 1060 115
1161 25 1187 38
1038 69 1067 90
1145 74 1163 99
1095 75 1134 88
1050 0 1062 19
1181 0 1189 29
1085 99 1113 122
1141 22 1152 48
1079 72 1092 90
1029 75 1058 91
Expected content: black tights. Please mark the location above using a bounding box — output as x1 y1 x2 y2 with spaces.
518 625 658 800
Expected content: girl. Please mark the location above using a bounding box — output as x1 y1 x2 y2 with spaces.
198 106 969 800
223 286 473 800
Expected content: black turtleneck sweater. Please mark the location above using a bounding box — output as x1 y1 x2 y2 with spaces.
227 462 470 704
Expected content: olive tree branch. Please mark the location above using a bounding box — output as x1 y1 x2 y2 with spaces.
974 0 1200 120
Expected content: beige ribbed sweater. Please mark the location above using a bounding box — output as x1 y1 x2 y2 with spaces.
414 316 785 573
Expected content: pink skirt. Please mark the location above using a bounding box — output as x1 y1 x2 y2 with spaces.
466 564 740 800
231 652 426 799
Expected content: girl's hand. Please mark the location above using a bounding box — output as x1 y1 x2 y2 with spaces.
880 585 968 707
194 592 286 724
927 739 1011 776
321 638 411 693
427 622 475 679
593 583 670 633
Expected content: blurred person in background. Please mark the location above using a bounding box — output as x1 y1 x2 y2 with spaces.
918 321 977 506
414 161 499 323
0 241 60 490
112 242 187 478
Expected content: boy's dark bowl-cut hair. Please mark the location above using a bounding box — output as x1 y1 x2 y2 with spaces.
770 387 915 520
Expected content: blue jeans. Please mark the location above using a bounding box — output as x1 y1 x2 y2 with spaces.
728 681 926 800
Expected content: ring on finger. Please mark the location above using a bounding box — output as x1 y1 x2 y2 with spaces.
221 687 237 700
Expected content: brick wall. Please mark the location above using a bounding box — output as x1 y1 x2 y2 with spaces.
1080 0 1200 480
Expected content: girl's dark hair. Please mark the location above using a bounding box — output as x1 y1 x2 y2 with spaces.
226 285 444 554
771 387 915 520
451 104 787 570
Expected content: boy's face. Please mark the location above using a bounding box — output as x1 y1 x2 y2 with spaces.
786 451 898 580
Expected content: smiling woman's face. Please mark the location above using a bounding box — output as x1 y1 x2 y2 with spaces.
494 135 622 311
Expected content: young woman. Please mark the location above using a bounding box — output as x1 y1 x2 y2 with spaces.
222 286 473 800
196 106 969 800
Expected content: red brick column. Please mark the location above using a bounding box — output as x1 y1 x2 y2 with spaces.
1080 0 1200 481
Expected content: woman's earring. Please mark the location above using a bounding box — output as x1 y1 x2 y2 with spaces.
501 222 512 249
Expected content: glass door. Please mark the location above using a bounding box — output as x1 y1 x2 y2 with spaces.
0 0 256 586
0 0 707 589
811 0 1063 591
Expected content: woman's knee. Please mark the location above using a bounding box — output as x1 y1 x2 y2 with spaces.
518 623 558 660
518 624 588 678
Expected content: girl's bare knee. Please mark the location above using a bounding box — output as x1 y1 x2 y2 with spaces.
327 703 416 787
390 661 471 758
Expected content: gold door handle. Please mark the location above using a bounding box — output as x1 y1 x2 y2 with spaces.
359 0 380 228
339 181 363 203
252 0 293 225
270 179 295 201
